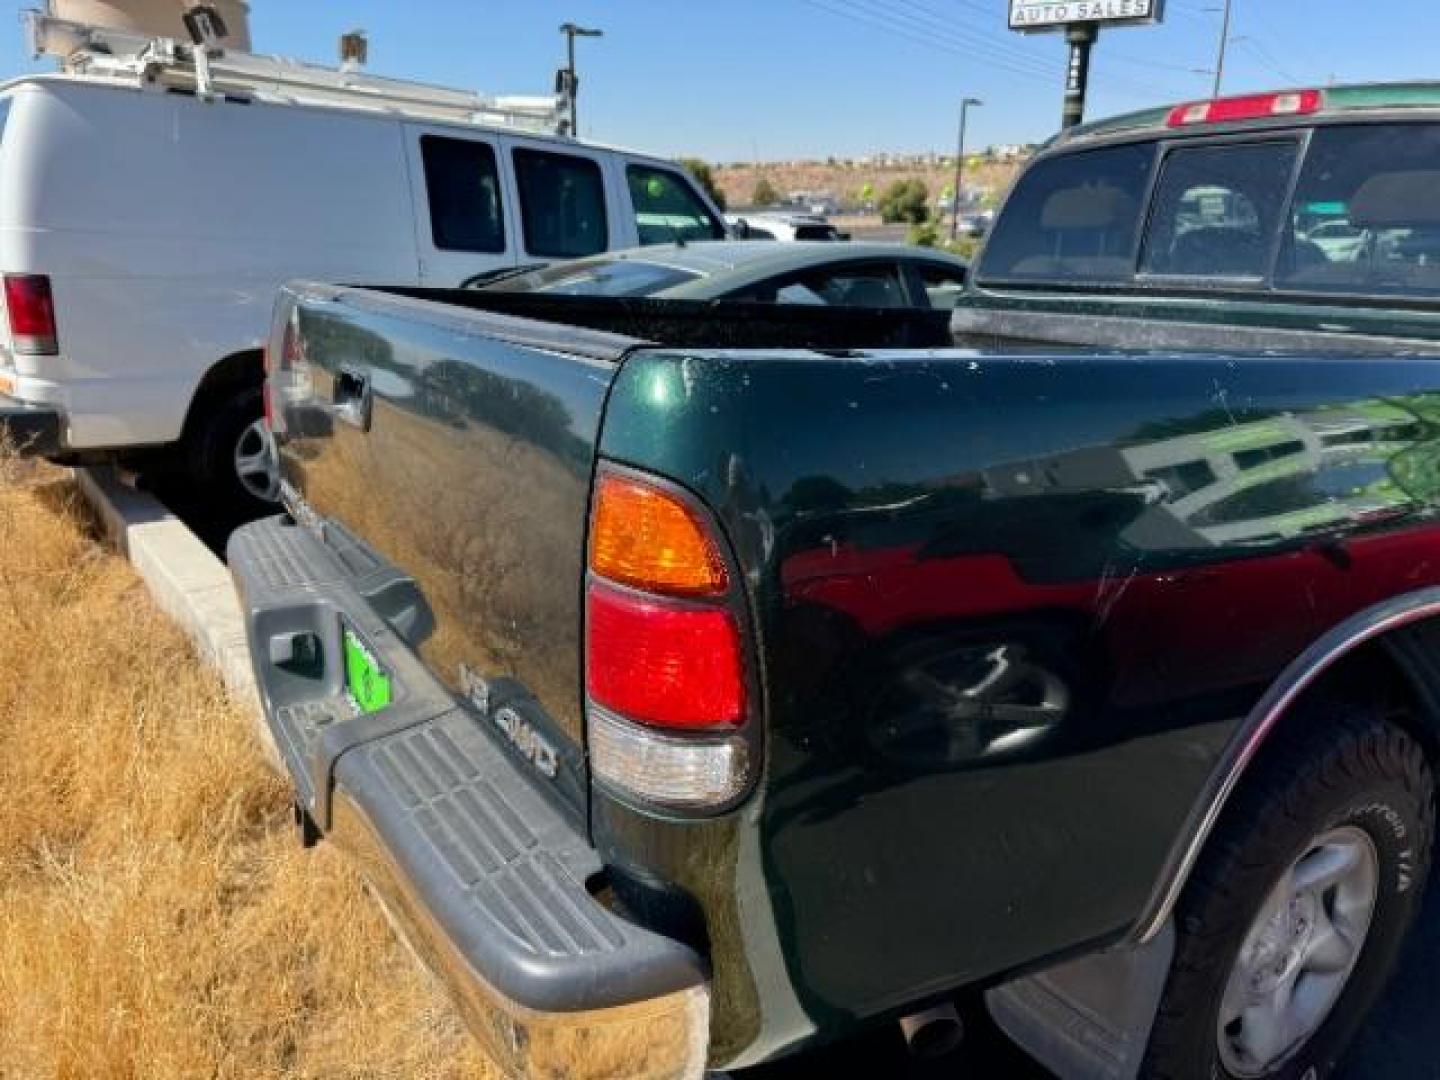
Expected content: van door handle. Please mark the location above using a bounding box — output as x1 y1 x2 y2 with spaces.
333 367 372 432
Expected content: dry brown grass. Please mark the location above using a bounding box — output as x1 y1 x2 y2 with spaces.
0 459 495 1079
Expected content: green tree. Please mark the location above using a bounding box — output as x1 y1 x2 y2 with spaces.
679 157 727 211
752 175 780 207
878 179 930 225
908 221 939 248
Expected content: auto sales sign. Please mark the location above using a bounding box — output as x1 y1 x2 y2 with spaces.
1008 0 1164 31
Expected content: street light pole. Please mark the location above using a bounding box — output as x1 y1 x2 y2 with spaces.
951 97 982 241
558 22 603 136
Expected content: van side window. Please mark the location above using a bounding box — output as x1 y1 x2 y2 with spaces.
513 149 608 258
626 165 725 245
1278 123 1440 295
1139 141 1298 279
419 135 506 253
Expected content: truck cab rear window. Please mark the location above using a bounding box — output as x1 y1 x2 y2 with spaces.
1278 124 1440 296
979 142 1153 284
513 149 608 259
1140 141 1298 280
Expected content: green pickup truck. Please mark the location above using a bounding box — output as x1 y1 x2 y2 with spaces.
233 85 1440 1080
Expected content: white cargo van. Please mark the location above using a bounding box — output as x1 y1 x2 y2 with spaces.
0 15 726 506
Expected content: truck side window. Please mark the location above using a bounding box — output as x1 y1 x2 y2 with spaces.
978 142 1154 284
1278 123 1440 295
1139 141 1298 279
627 165 726 245
513 149 608 258
419 135 506 253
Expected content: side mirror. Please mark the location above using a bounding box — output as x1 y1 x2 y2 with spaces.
732 218 751 240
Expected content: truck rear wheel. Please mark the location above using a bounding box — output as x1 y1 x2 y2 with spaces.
1142 705 1434 1080
187 386 278 512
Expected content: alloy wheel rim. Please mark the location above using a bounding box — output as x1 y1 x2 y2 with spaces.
233 418 280 503
1216 825 1379 1077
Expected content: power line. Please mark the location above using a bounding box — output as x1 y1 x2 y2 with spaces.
800 0 1193 107
833 0 1062 80
875 0 1195 98
1238 38 1302 87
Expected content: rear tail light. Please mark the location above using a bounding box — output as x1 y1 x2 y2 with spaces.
585 468 751 811
587 582 744 728
4 274 58 355
1167 89 1321 127
590 473 729 596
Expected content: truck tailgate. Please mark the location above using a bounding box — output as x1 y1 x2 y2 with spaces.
268 282 632 821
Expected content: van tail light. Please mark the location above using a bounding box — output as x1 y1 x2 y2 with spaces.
4 275 58 356
585 468 751 810
261 346 277 432
1167 89 1321 128
263 312 304 438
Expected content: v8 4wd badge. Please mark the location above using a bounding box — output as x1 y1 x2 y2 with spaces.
458 664 559 780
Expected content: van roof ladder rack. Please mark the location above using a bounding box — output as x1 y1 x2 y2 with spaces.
22 11 568 134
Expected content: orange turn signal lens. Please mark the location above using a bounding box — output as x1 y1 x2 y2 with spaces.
590 473 729 596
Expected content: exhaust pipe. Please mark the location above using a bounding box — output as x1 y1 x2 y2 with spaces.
899 1002 964 1059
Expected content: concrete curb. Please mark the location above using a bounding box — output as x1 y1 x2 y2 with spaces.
76 467 279 764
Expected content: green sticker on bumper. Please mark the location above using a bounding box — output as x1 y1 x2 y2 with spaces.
343 627 391 714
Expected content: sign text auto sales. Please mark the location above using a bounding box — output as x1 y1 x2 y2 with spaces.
1008 0 1159 31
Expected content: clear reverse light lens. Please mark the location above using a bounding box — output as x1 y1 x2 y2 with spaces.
589 704 749 809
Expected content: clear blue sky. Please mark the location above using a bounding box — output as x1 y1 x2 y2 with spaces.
0 2 1427 161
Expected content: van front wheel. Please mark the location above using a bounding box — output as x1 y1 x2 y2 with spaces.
188 386 279 511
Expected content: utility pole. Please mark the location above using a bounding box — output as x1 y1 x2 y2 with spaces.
951 97 982 241
558 22 603 137
1211 0 1233 98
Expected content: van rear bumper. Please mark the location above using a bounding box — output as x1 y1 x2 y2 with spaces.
228 514 710 1079
0 392 61 455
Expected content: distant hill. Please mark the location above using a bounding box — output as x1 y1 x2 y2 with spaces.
713 158 1025 212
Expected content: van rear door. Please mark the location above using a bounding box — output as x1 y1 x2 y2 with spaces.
403 124 518 286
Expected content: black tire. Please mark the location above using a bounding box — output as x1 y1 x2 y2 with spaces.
186 386 278 514
1143 704 1434 1080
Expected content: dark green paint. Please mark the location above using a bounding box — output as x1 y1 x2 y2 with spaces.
598 348 1440 1064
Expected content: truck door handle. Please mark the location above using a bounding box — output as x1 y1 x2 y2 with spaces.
333 367 372 432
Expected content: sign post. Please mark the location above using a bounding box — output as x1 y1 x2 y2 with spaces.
1062 23 1097 129
1008 1 1165 129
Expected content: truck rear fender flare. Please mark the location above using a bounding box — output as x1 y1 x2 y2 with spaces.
1131 585 1440 947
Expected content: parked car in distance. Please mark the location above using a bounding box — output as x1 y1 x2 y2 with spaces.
954 209 994 238
0 13 724 508
237 83 1440 1080
481 241 969 308
726 211 849 241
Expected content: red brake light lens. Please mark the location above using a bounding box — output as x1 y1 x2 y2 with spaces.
4 274 58 355
586 581 744 729
1167 89 1321 128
